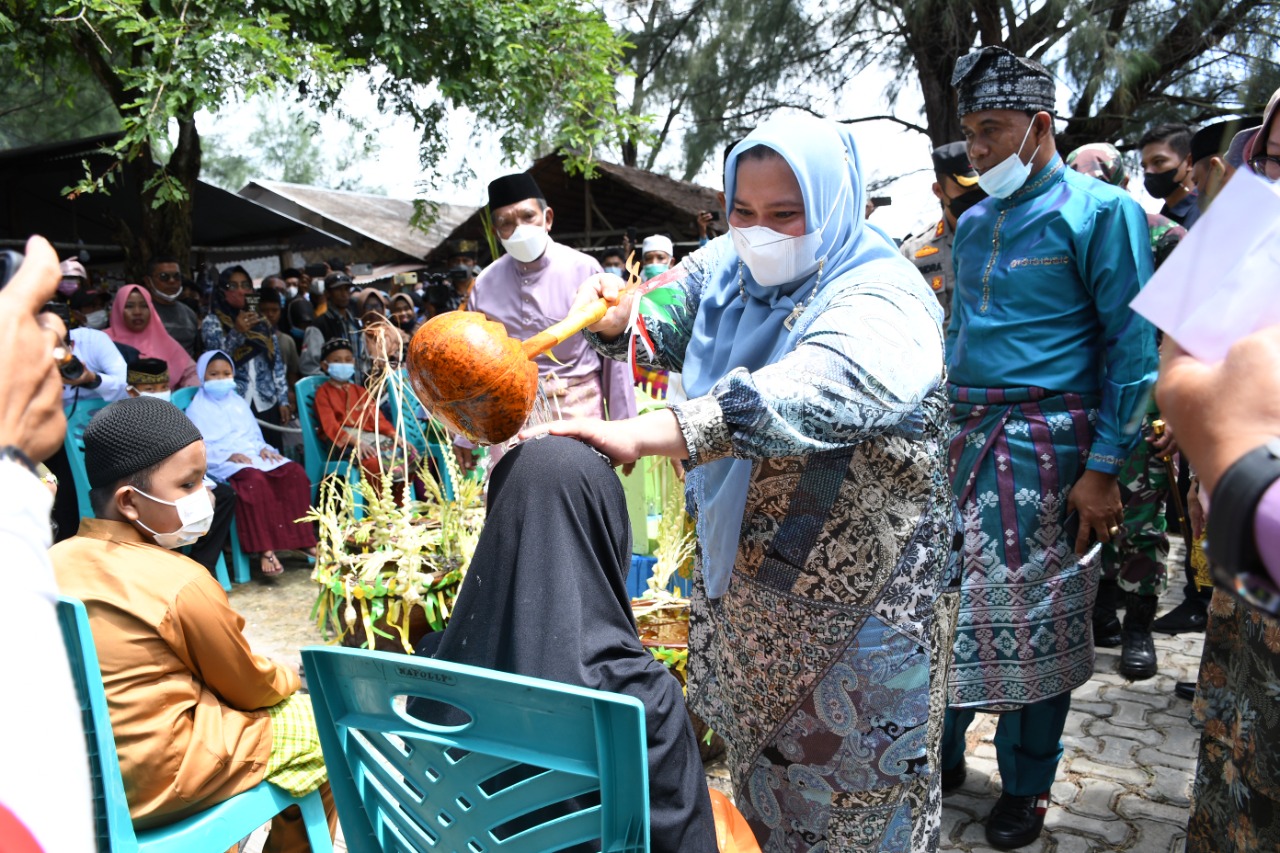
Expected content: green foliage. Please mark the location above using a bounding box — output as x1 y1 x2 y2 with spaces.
614 0 841 179
0 0 642 214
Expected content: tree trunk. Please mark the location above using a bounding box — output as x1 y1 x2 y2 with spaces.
127 116 201 279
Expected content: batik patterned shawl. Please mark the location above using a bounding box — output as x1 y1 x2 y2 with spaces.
947 384 1102 709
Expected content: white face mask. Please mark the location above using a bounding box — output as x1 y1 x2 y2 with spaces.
977 120 1041 200
285 285 299 299
500 223 550 264
730 180 848 287
84 309 109 329
131 486 214 549
139 389 172 403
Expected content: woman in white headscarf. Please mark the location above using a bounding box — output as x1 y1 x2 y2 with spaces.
540 113 958 851
186 350 315 577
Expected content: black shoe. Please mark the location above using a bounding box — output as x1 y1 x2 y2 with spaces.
1119 629 1157 679
986 791 1049 849
1175 681 1196 701
1152 597 1208 634
1094 613 1122 647
941 758 966 793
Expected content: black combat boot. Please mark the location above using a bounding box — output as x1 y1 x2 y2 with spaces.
1092 578 1122 648
1119 592 1159 680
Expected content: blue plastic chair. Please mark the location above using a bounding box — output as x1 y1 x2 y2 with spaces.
64 397 113 523
57 596 333 853
170 386 198 409
386 370 456 500
296 375 363 515
169 388 252 585
302 646 650 853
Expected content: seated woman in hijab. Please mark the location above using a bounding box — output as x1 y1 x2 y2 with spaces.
106 285 198 389
411 436 719 853
185 350 316 577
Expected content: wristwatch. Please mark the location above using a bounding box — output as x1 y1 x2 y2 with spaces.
1207 437 1280 614
0 445 38 477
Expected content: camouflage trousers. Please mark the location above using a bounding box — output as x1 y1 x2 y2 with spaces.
1101 417 1170 597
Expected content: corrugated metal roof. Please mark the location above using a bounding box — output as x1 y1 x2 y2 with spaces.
239 180 476 261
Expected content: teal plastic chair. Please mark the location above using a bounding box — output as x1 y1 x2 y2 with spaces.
170 386 198 408
170 387 251 585
295 375 363 515
64 397 249 591
57 596 333 853
64 397 112 524
386 370 456 500
302 646 650 853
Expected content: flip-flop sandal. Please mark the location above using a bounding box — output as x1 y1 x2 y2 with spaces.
262 554 284 577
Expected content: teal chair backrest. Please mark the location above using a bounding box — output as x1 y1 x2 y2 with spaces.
56 595 137 850
58 597 333 852
302 646 650 853
386 370 455 500
170 386 198 410
64 398 113 520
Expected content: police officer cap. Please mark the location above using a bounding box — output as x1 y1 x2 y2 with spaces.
931 142 980 187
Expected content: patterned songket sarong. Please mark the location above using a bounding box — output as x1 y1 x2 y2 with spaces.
947 385 1102 709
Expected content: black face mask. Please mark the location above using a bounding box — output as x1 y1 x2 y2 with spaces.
944 187 986 220
1143 165 1184 200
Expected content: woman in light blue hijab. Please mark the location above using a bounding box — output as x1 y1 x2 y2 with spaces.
543 113 958 851
186 349 316 577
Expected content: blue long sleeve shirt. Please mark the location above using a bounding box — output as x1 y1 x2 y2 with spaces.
946 155 1159 474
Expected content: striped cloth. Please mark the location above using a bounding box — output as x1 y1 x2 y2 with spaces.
265 694 328 797
947 384 1102 709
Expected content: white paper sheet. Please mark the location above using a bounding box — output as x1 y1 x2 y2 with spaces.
1129 170 1280 363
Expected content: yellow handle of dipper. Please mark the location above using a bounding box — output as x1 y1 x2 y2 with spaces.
521 297 611 360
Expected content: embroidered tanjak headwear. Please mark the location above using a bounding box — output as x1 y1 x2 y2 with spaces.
126 357 170 387
953 46 1056 117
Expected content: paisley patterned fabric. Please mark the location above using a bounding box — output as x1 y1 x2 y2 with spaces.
586 240 959 851
1187 589 1280 852
946 385 1102 709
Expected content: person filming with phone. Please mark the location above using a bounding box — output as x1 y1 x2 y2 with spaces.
200 265 292 451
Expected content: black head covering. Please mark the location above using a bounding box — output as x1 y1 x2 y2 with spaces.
320 337 353 359
487 172 543 211
83 396 202 488
126 357 169 386
287 296 315 331
1191 117 1262 165
931 141 980 187
411 437 716 853
212 265 275 363
953 46 1056 116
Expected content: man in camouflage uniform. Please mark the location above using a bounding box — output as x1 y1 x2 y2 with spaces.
1066 142 1185 680
900 141 986 328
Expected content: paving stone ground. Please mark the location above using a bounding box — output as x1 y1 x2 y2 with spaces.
233 539 1201 852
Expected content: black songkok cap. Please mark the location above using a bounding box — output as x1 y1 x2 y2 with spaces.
1190 117 1262 165
953 46 1056 117
126 357 169 385
83 397 202 488
931 141 980 187
321 337 353 359
487 173 543 211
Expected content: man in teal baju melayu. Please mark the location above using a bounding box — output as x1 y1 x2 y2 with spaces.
939 46 1159 850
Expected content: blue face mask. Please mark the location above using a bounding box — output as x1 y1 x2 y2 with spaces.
603 265 624 278
289 327 304 341
204 378 237 399
327 362 356 382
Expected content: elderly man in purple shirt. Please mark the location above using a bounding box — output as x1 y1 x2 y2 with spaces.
455 172 636 471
